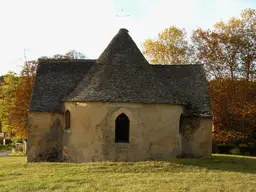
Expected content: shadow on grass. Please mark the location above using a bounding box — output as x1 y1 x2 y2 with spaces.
3 154 254 175
168 154 256 174
57 154 256 175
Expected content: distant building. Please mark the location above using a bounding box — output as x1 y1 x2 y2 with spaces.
28 29 212 162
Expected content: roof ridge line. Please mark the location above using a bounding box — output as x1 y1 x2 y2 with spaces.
151 64 204 66
38 59 97 63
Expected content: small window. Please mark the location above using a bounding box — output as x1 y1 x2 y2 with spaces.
115 113 130 143
65 110 71 130
179 114 183 133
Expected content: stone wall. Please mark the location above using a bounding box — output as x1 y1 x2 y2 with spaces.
63 102 184 162
28 102 212 162
27 112 63 162
180 116 212 158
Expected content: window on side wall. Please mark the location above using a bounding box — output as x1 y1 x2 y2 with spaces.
115 113 130 143
65 110 71 132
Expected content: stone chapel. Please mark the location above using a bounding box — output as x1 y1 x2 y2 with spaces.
28 28 212 162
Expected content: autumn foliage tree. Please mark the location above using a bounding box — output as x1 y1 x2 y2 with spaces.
192 9 256 146
0 72 19 137
10 61 37 139
142 9 256 146
142 26 193 64
209 79 256 146
0 50 86 140
192 9 256 80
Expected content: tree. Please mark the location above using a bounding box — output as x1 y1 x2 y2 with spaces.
42 50 87 60
10 61 37 139
0 72 19 137
210 79 256 146
192 8 256 80
5 50 86 139
141 9 256 146
238 9 256 81
64 50 87 59
142 26 192 64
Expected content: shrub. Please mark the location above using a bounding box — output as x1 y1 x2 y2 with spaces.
213 130 250 146
13 138 24 143
212 139 219 153
230 147 240 155
212 144 256 156
216 144 236 154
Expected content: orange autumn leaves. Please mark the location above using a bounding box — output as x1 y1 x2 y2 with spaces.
0 61 36 140
0 51 86 140
142 8 256 146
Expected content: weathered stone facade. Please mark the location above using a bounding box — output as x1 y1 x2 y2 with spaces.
27 112 63 162
180 116 212 158
27 102 212 162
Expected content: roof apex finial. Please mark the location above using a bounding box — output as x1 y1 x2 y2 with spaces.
119 28 129 33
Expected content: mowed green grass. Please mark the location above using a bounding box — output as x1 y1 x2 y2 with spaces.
0 155 255 192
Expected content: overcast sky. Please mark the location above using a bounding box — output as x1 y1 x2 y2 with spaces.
0 0 255 75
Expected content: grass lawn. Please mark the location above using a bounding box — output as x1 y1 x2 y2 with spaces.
0 155 255 192
0 144 12 152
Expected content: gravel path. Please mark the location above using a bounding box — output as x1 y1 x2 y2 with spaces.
0 150 12 157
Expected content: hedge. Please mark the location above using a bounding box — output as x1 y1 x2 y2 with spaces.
212 143 256 156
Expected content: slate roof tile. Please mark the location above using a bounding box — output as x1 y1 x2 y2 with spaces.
29 29 212 116
29 59 95 112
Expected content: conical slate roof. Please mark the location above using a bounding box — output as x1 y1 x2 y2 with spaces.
63 29 173 105
30 28 212 116
97 28 148 65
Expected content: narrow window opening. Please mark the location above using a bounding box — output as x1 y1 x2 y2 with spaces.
179 114 183 133
65 110 71 130
115 113 130 143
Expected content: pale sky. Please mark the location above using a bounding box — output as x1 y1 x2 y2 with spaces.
0 0 255 75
